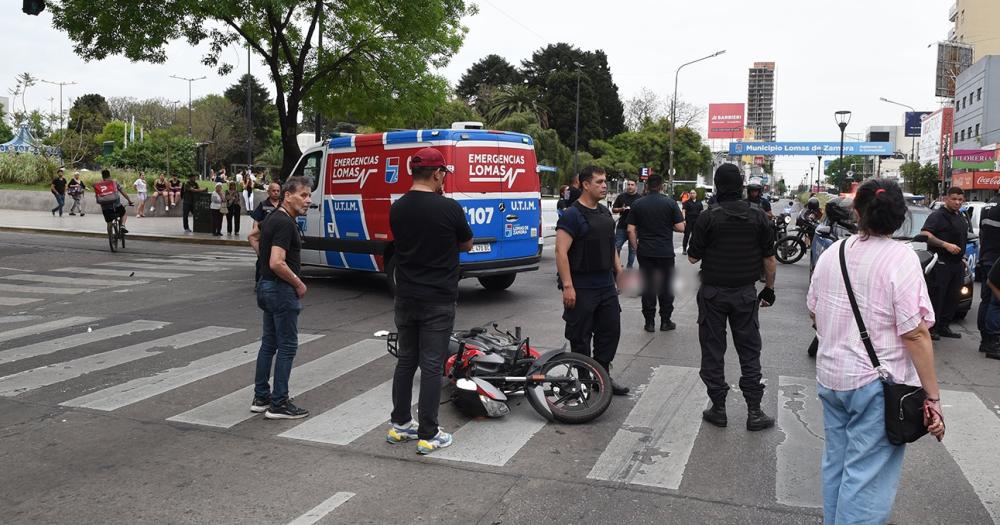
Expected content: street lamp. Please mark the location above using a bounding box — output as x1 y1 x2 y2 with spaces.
879 96 918 162
39 79 76 130
835 110 852 181
670 50 726 194
572 61 584 180
809 164 814 190
170 74 207 137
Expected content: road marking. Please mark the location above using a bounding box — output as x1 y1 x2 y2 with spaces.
279 375 418 446
63 334 324 411
183 254 257 261
940 389 1000 523
132 258 234 267
0 297 43 306
587 365 706 490
287 492 355 525
0 274 150 287
95 262 221 273
775 376 824 508
0 315 41 324
167 339 385 428
431 400 548 466
0 326 243 397
0 316 101 345
51 267 192 279
0 320 168 366
0 283 95 295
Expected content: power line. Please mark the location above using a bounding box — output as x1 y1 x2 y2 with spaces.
481 0 548 44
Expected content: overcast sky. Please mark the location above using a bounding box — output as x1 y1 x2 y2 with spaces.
2 0 953 183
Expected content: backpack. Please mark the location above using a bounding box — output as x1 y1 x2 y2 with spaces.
93 180 119 204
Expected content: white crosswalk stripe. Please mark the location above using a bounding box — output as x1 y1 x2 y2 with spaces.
287 492 355 525
132 258 235 267
167 339 385 428
775 376 824 508
0 315 41 324
63 334 324 411
0 326 243 397
0 316 101 345
0 274 150 287
96 262 223 273
0 297 43 306
587 365 706 489
51 267 192 279
0 282 95 295
0 320 167 365
431 401 548 466
940 389 1000 523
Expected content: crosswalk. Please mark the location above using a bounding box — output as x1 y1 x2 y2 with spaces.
0 314 998 521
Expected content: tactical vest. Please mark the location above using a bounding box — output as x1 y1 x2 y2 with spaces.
567 201 615 273
699 201 766 287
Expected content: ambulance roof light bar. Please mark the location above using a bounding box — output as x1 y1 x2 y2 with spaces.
451 121 484 130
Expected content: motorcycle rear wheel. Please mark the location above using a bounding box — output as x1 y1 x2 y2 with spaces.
775 235 805 264
527 353 612 424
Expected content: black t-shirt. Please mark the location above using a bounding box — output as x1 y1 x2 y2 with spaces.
922 207 969 264
52 177 67 195
567 186 582 205
683 199 704 222
259 210 302 281
182 180 201 204
390 191 473 303
611 192 641 230
250 200 279 222
67 178 84 195
626 193 684 258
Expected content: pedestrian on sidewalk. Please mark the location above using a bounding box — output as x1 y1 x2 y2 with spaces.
555 166 630 396
252 176 312 420
181 173 206 232
920 187 969 341
687 163 776 431
210 182 225 236
611 179 639 269
627 175 685 333
386 148 472 455
225 181 242 236
50 168 67 217
807 179 944 523
168 175 182 209
249 182 283 282
242 170 256 211
67 171 86 216
133 174 147 218
682 189 704 255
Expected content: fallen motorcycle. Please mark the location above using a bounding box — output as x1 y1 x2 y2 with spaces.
386 324 612 424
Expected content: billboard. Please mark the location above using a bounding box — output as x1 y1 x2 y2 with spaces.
951 171 1000 190
919 110 944 166
905 111 932 137
707 103 745 139
728 142 894 156
953 149 996 170
935 41 973 98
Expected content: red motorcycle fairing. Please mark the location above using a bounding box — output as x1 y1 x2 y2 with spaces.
471 377 507 401
445 345 483 377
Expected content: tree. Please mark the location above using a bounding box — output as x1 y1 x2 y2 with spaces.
189 95 241 168
624 88 665 132
456 54 522 101
485 85 547 128
589 118 712 185
107 97 179 130
7 72 37 113
667 96 706 131
50 0 473 178
544 71 601 152
824 155 865 192
224 74 279 163
0 118 12 143
901 161 940 197
68 93 112 135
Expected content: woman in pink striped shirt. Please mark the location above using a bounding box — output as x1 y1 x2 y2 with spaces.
807 179 945 524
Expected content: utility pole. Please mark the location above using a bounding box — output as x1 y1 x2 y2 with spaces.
669 50 726 194
40 79 76 130
573 67 581 179
247 44 253 169
314 6 324 142
170 75 206 137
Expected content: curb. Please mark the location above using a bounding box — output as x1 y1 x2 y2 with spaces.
0 226 249 247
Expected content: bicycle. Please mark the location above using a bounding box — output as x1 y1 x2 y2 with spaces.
107 204 134 252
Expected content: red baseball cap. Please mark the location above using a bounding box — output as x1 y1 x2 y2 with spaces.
410 147 451 172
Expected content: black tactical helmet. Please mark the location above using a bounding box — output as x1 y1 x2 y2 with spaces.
825 197 855 225
806 197 820 210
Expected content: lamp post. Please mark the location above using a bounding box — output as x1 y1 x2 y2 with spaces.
669 50 726 194
879 96 918 162
39 79 76 130
572 61 584 180
809 164 814 191
816 155 823 191
170 75 207 137
835 110 852 182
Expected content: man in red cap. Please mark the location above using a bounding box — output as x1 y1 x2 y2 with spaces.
386 147 473 455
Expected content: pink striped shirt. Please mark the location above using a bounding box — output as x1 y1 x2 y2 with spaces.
807 236 935 391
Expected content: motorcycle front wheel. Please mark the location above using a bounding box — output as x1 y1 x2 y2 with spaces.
775 235 806 264
526 353 612 424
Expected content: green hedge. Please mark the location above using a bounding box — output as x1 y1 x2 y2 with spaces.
0 154 64 185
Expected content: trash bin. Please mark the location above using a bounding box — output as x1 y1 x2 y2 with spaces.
192 192 213 233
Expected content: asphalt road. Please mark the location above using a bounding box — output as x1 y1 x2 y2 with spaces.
0 231 998 525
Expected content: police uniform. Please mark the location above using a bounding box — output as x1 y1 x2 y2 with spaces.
978 197 1000 349
688 164 776 430
922 204 969 337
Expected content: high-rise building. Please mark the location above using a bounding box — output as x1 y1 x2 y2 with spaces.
747 62 776 143
951 1 1000 61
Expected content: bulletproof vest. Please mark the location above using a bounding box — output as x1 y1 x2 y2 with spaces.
567 201 615 273
980 202 1000 265
747 198 762 210
699 201 766 287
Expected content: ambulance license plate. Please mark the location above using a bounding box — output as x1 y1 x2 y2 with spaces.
470 243 492 254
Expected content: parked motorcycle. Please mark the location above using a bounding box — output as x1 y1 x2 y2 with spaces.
775 216 818 264
387 324 613 424
773 212 792 238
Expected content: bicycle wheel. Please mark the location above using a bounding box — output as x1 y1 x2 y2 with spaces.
107 221 117 252
119 221 125 249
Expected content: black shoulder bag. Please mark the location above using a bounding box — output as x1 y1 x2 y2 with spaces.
838 240 928 445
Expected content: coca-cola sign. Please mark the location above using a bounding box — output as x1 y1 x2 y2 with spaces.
975 174 1000 188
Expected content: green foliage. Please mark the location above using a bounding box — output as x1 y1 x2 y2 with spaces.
824 155 865 191
107 97 178 130
12 110 48 140
588 119 712 186
775 179 787 196
99 130 197 176
0 119 12 143
457 54 522 101
900 161 940 197
95 121 128 151
224 74 279 162
46 128 99 166
492 111 574 188
544 71 602 151
0 154 63 185
68 93 112 135
485 85 547 128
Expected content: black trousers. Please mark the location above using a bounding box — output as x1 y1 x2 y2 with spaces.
211 209 224 235
638 255 675 322
696 284 764 406
182 201 193 231
682 219 697 252
978 259 993 335
930 261 964 328
563 286 621 367
225 204 241 233
391 298 455 440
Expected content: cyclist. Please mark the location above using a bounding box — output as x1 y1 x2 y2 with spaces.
93 169 134 233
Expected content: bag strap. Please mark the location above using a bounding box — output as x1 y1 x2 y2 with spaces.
838 240 889 379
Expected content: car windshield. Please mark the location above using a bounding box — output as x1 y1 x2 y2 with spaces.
893 207 930 239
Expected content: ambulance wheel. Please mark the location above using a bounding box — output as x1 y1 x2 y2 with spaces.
385 257 398 296
478 274 516 291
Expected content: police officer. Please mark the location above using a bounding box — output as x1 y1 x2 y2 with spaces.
978 195 1000 352
626 175 685 332
682 189 704 255
687 164 777 431
746 180 773 220
921 186 970 340
556 166 629 395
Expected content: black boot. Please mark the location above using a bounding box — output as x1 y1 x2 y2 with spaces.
599 361 630 395
660 319 676 331
746 406 775 431
937 325 962 339
986 347 1000 360
643 318 655 333
702 403 727 427
979 334 997 353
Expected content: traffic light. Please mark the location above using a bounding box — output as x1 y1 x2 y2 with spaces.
23 0 45 15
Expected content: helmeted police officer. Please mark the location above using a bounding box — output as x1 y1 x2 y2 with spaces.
687 164 777 431
746 180 773 220
556 166 629 395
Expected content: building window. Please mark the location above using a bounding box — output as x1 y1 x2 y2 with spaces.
969 126 974 138
956 101 961 112
956 132 960 144
978 87 982 101
976 123 980 137
971 92 975 104
961 129 966 141
963 96 967 109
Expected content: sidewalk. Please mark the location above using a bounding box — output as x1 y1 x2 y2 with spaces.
0 209 252 246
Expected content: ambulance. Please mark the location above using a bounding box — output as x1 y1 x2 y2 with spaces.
287 123 543 292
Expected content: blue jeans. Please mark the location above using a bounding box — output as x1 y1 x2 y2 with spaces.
818 380 905 525
52 193 65 215
254 279 302 406
391 298 455 440
983 295 1000 336
614 229 635 268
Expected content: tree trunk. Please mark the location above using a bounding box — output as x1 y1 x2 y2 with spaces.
278 104 302 181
